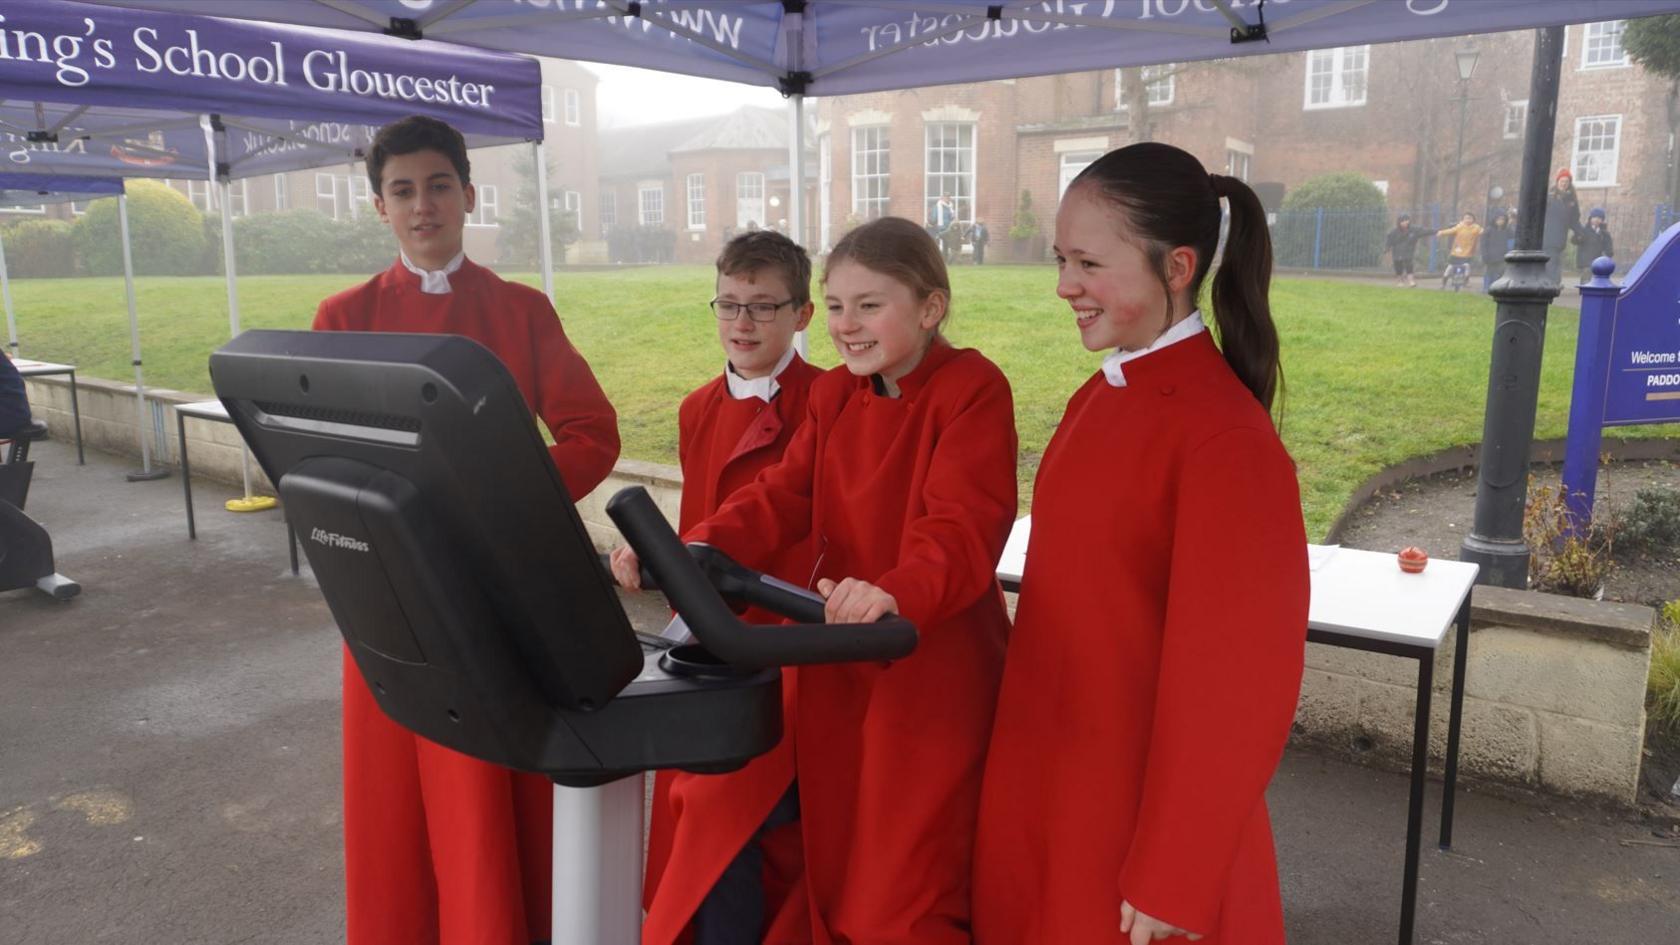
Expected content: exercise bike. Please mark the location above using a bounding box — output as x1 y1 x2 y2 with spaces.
0 420 80 601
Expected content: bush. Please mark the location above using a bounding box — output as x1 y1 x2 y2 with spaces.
1009 189 1039 240
73 179 204 276
1618 487 1680 556
201 209 395 276
1651 600 1680 732
606 225 674 264
2 218 77 277
1523 479 1618 598
1274 172 1388 268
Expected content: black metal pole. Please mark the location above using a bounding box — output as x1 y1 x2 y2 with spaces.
1450 82 1469 220
1460 26 1565 588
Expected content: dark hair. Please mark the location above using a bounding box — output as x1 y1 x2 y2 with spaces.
716 230 812 308
366 116 471 194
823 216 951 329
1070 142 1282 412
1396 213 1412 225
1461 211 1477 222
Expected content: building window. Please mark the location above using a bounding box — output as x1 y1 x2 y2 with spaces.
1304 45 1368 110
924 122 975 226
69 200 89 216
563 190 582 232
467 183 499 227
315 173 337 219
0 203 45 215
1226 150 1252 182
1502 100 1528 140
348 176 371 217
687 173 706 229
1114 65 1175 109
1059 150 1103 199
600 190 617 232
541 85 556 123
274 175 289 211
564 88 582 127
736 172 764 229
187 179 212 213
639 183 664 225
851 125 889 220
1572 115 1622 187
228 179 250 218
1582 21 1629 70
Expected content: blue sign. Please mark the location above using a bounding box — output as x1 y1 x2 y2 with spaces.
1561 226 1680 528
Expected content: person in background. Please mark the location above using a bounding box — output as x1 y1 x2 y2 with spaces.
1385 214 1428 287
0 351 29 442
1573 207 1614 282
1480 210 1512 292
971 219 991 265
1542 169 1582 285
1435 211 1483 289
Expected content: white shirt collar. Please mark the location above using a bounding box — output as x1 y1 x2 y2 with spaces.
1101 311 1207 388
399 250 466 294
724 345 797 402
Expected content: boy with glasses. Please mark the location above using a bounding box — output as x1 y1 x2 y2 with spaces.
616 229 820 945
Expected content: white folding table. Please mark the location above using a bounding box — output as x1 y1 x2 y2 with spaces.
996 517 1478 945
175 399 297 573
12 358 83 465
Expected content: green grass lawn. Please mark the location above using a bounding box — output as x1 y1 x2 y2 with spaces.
6 264 1673 539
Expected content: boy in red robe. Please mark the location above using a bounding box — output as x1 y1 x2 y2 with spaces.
617 230 821 945
312 115 620 945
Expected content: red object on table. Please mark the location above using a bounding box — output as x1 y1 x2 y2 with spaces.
1398 546 1430 573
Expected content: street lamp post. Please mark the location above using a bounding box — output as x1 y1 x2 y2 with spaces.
1449 46 1481 220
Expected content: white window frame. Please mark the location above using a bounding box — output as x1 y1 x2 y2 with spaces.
600 189 616 231
348 175 371 217
1502 100 1528 140
69 199 89 216
924 122 976 227
1303 45 1369 110
686 173 706 230
274 174 289 211
638 182 664 226
736 171 765 229
564 88 582 127
1226 150 1252 182
1581 20 1630 70
228 178 250 218
0 202 45 215
1058 150 1103 199
187 179 212 213
315 172 338 219
850 125 890 220
541 85 556 123
563 190 582 232
1571 114 1622 188
466 183 499 227
1113 64 1176 110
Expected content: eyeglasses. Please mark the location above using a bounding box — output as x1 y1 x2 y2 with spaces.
710 299 795 322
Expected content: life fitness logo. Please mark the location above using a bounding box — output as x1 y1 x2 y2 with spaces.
311 527 370 554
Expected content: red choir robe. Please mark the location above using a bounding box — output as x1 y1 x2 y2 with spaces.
972 331 1308 945
687 339 1017 945
313 257 621 945
642 354 822 945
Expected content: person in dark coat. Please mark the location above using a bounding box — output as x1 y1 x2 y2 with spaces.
971 219 990 265
1480 210 1512 291
1573 207 1614 282
1542 169 1582 284
1385 214 1430 287
0 353 30 440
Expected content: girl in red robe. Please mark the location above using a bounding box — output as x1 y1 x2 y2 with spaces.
620 231 821 945
618 217 1017 945
313 116 620 945
972 142 1309 945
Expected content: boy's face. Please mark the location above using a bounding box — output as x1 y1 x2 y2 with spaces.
714 268 813 380
374 148 475 270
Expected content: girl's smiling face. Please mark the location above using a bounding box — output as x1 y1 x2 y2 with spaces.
1054 183 1184 353
823 259 945 384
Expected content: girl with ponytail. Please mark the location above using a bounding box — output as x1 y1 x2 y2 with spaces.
973 142 1308 945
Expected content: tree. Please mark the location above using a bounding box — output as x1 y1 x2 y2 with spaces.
1624 16 1680 209
72 179 204 276
497 149 580 270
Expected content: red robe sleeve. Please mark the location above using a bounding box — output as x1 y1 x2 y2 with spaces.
1117 427 1309 934
524 294 620 500
870 365 1017 631
684 389 824 573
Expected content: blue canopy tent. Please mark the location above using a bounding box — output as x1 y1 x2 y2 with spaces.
0 0 545 500
0 173 169 478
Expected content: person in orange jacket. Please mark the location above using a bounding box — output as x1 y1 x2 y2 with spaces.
1436 211 1484 288
619 229 821 945
973 142 1309 945
314 115 620 945
616 216 1017 945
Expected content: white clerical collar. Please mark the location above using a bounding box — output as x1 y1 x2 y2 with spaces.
724 346 797 402
1101 310 1206 388
400 250 466 294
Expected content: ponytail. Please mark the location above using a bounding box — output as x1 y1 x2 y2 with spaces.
1208 174 1283 413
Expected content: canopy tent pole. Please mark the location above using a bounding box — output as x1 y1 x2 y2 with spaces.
348 162 360 221
118 193 168 483
534 140 556 302
789 94 807 358
1460 25 1567 588
203 113 275 512
0 228 16 358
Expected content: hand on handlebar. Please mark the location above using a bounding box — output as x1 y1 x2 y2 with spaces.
816 577 898 625
609 545 643 591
